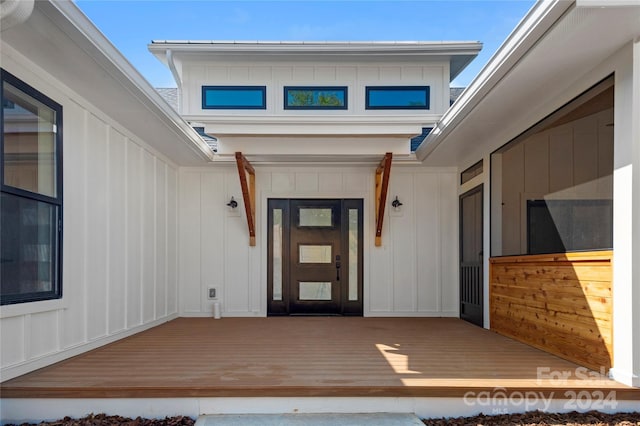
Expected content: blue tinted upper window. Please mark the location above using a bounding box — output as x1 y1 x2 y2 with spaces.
284 86 347 110
366 86 430 110
202 86 266 109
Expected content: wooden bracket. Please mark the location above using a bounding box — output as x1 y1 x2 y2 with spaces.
375 152 392 247
235 152 256 246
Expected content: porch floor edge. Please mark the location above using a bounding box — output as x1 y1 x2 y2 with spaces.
2 385 640 399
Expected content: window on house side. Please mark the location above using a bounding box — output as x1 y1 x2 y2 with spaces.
1 69 63 305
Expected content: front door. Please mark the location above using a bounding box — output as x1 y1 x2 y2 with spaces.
268 199 363 316
289 199 342 314
460 185 484 327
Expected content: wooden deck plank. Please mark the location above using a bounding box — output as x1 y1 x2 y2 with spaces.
1 318 638 399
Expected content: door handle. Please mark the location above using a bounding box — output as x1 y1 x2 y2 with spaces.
336 261 341 281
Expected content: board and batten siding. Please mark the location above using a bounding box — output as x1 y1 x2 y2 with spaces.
178 166 458 317
490 251 613 371
0 56 179 382
182 63 450 118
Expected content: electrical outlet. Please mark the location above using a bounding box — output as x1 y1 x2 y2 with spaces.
208 288 217 299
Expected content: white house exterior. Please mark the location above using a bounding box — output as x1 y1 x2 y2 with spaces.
0 0 211 382
1 0 640 418
144 40 481 319
416 0 640 387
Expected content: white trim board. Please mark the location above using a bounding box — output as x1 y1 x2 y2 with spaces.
3 396 640 425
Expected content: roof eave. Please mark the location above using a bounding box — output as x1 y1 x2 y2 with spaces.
147 41 482 68
37 1 215 163
415 0 573 161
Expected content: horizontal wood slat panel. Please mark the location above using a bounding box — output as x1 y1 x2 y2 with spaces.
490 264 612 282
491 312 612 370
491 279 612 298
490 251 613 371
2 317 636 399
491 305 612 345
491 285 611 314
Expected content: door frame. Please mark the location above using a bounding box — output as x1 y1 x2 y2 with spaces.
459 185 484 327
267 198 363 316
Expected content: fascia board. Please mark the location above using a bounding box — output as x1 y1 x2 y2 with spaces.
185 115 437 138
41 0 214 162
204 123 425 138
415 0 573 162
148 40 482 54
184 115 439 124
205 152 422 166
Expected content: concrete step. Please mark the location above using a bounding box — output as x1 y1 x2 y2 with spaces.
195 413 424 426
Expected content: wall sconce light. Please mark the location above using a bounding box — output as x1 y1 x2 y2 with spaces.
226 196 238 209
391 196 403 209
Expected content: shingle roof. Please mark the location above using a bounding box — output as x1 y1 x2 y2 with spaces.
156 88 178 110
410 127 433 152
192 127 218 152
450 87 465 106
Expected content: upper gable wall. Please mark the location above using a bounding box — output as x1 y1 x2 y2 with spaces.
179 59 451 119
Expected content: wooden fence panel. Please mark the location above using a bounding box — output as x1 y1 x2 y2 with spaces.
490 251 613 371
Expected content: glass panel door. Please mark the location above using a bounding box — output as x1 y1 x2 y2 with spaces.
267 199 363 316
289 199 342 314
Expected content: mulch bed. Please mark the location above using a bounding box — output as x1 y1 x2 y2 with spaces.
5 410 640 426
422 410 640 425
5 414 195 426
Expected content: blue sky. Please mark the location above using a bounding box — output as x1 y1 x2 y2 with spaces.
75 0 536 88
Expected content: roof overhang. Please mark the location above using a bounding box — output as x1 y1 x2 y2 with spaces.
182 115 431 159
416 0 640 167
148 41 483 81
0 0 215 166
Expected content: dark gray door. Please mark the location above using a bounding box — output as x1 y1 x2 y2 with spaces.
460 185 483 327
289 199 342 314
267 199 363 316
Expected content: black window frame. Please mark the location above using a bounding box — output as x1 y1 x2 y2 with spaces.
284 86 348 110
460 160 483 185
201 85 266 110
1 68 63 305
365 86 430 110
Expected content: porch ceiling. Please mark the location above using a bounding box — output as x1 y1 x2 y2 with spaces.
2 317 638 399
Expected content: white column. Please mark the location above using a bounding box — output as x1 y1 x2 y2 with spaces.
611 39 640 388
632 37 640 388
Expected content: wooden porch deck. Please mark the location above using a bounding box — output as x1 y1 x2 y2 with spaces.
2 317 639 399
